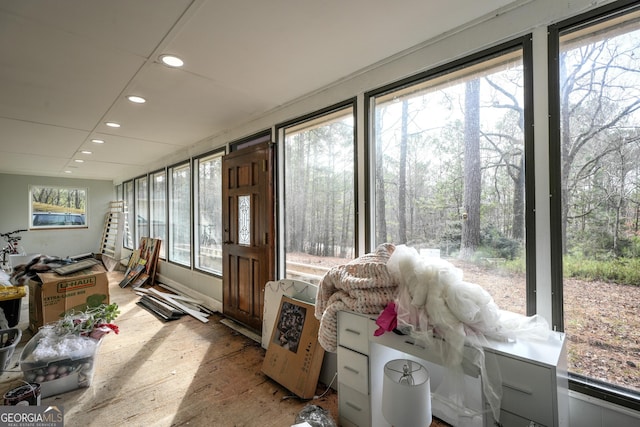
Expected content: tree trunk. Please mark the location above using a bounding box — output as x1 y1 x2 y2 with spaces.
375 109 388 244
512 155 525 241
398 100 409 244
460 79 481 260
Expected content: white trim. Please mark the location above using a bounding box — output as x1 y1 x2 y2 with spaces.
569 390 640 420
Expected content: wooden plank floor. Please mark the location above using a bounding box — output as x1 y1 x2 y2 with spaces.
2 271 452 427
1 272 338 427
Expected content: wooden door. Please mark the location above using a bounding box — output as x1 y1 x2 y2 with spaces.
222 142 274 332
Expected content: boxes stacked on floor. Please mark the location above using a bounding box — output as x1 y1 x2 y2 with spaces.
23 262 110 397
28 263 109 333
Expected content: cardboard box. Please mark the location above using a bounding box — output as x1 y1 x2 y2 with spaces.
28 264 109 332
261 296 325 399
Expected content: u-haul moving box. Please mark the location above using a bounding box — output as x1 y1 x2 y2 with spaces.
28 264 109 332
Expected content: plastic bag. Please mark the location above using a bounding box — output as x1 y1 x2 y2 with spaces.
294 404 337 427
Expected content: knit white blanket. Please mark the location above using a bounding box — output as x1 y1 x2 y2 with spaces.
314 243 398 352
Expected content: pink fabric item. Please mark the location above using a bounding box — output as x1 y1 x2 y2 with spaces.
374 301 397 336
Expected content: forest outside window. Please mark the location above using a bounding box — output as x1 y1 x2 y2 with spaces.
30 185 87 229
168 162 191 267
150 170 167 260
135 175 149 245
194 151 223 275
369 43 529 316
554 3 640 399
123 180 135 249
280 105 356 283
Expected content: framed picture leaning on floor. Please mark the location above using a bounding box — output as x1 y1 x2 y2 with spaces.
262 295 325 398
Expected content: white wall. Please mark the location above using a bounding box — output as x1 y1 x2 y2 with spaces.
0 173 114 258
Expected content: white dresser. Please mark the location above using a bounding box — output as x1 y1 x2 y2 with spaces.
336 310 568 427
337 310 372 427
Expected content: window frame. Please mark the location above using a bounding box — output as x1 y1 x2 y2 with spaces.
193 147 226 276
276 99 359 281
167 160 193 267
548 0 640 410
149 168 168 260
123 179 135 249
134 174 149 245
364 35 536 315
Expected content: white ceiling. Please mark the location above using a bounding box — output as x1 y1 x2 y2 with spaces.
0 0 518 181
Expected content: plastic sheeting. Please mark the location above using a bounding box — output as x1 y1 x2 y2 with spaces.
386 245 550 422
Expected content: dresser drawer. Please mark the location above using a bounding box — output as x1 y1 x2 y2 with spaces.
496 353 554 427
493 408 548 427
337 311 369 354
338 382 371 427
338 346 369 394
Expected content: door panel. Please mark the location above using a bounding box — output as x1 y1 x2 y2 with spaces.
222 142 274 332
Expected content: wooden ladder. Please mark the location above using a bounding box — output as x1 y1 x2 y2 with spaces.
100 201 125 262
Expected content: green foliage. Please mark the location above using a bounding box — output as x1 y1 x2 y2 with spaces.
567 229 616 259
503 256 526 274
564 254 640 286
480 226 521 260
620 236 640 258
55 303 120 336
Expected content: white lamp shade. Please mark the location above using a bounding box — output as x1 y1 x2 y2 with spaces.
382 359 432 427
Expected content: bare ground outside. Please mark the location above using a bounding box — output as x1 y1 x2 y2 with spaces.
289 253 640 395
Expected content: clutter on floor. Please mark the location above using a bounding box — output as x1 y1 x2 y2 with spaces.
0 271 339 424
134 286 212 323
262 296 325 399
0 328 22 371
19 302 120 398
294 404 337 427
0 275 26 328
3 382 41 406
27 262 109 333
118 237 161 288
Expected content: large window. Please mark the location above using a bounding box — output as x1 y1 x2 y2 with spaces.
369 41 531 316
280 105 356 283
168 162 191 266
194 150 223 274
150 170 167 260
134 175 149 245
123 180 135 249
552 2 640 398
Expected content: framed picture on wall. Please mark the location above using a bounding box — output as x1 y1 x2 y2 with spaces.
29 185 88 229
261 295 325 399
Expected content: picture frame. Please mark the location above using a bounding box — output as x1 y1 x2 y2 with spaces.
261 295 325 399
29 185 88 229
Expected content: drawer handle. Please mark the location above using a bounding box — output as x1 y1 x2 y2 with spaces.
345 328 361 336
403 339 425 349
345 401 362 412
502 381 533 395
344 366 360 375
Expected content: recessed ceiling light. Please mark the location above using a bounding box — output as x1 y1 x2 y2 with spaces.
105 122 120 128
74 159 84 163
159 54 184 67
91 139 105 144
81 150 92 155
64 170 72 174
127 95 146 104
